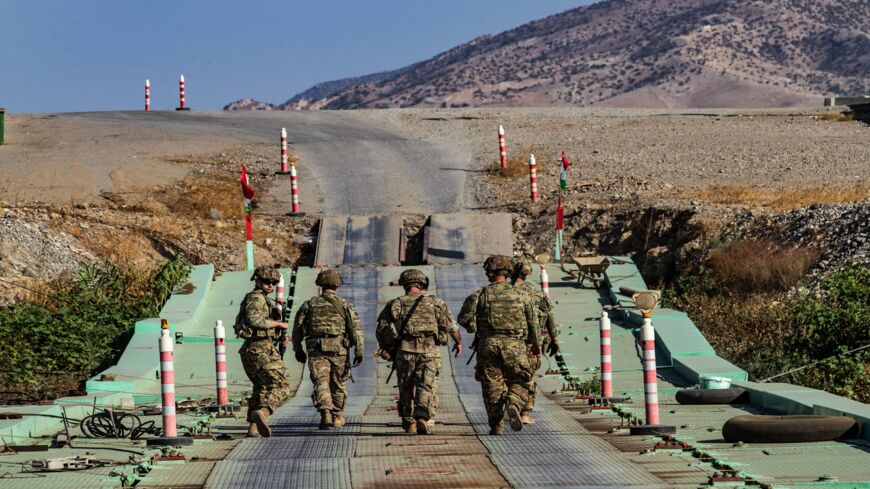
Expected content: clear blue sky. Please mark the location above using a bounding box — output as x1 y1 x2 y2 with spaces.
1 1 594 113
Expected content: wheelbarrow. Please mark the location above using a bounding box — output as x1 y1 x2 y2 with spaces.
567 256 611 288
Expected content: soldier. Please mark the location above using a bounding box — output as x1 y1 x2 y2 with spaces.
512 257 560 425
234 266 291 438
458 255 540 435
292 269 364 430
376 269 461 435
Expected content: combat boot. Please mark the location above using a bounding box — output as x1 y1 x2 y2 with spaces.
401 419 416 434
521 411 536 425
246 423 261 438
319 410 333 430
416 418 432 435
252 408 272 438
489 423 504 435
426 418 436 429
332 413 345 428
506 404 523 432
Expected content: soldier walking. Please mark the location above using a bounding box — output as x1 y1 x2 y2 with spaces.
234 266 291 438
458 255 540 435
376 269 461 435
292 269 364 430
512 257 560 425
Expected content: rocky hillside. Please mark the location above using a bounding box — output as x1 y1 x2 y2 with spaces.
233 0 869 110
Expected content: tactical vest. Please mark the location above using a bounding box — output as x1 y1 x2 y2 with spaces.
306 295 347 337
479 285 526 335
233 291 273 340
399 295 438 337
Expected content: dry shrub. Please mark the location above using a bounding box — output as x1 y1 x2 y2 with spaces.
817 111 854 122
159 172 244 220
490 146 552 180
673 292 791 379
680 184 870 210
708 240 819 293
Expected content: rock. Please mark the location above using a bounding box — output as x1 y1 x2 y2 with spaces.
208 208 223 220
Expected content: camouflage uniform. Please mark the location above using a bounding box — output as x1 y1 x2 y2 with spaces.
515 280 558 416
235 286 290 425
376 285 454 430
292 290 363 420
458 257 539 432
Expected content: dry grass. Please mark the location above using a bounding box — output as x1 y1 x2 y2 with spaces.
159 172 245 220
817 111 855 122
490 146 553 180
679 184 870 210
708 240 819 293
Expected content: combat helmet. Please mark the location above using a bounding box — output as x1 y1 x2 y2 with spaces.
512 257 532 279
251 265 281 283
398 269 429 289
483 255 513 276
315 269 344 288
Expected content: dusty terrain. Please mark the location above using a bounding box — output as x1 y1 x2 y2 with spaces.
1 107 867 301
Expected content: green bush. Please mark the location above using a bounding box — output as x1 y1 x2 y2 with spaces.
0 257 191 400
668 263 869 402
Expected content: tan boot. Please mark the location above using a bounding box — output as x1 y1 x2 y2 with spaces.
319 410 333 430
489 423 504 435
252 408 271 438
401 419 416 434
416 418 432 435
426 418 436 428
521 412 536 425
246 422 261 438
332 413 345 427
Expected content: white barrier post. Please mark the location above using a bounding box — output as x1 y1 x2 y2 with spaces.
600 312 613 398
176 74 189 110
214 320 228 407
280 128 288 173
159 319 177 437
145 79 151 111
289 165 301 215
529 154 539 202
540 266 549 298
498 125 507 174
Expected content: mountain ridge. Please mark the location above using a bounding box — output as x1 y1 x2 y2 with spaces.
226 0 869 110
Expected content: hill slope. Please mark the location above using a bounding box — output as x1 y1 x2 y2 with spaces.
261 0 868 109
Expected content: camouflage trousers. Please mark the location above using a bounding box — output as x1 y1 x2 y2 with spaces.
433 349 442 413
308 354 350 414
240 339 290 421
396 351 438 423
474 336 533 428
523 353 542 415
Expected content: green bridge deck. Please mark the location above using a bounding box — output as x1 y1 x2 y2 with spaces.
1 258 868 488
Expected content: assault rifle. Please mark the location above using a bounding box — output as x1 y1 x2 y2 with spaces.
385 295 425 384
465 335 479 365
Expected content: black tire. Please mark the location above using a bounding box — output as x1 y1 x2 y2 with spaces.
723 415 860 443
676 388 748 405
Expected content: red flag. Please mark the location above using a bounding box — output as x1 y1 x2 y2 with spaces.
557 193 564 231
561 151 572 171
240 165 255 200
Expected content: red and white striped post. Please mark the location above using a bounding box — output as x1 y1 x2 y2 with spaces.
280 128 289 173
529 154 539 202
540 265 549 297
498 125 507 174
145 79 151 111
641 315 659 425
276 273 285 305
177 74 188 110
289 165 300 214
159 319 177 437
599 311 613 398
214 320 228 407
